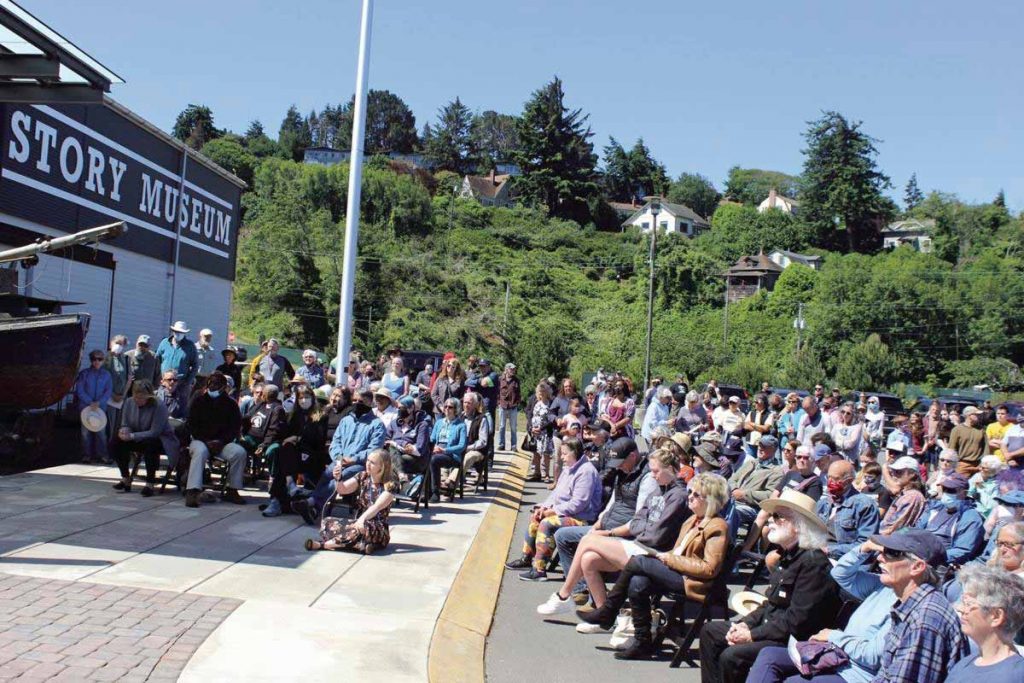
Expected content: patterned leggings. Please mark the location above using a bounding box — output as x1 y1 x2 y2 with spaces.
523 514 587 571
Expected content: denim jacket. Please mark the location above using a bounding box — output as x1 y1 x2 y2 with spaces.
915 499 985 566
816 488 880 559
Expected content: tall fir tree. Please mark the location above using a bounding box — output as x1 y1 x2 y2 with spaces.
424 97 477 174
472 111 520 172
904 172 924 212
172 104 220 150
994 188 1007 208
278 105 312 161
512 78 599 222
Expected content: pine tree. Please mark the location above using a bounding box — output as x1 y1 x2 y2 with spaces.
424 97 476 174
904 173 924 212
472 111 519 172
994 188 1006 208
278 105 312 161
513 77 599 222
172 104 220 150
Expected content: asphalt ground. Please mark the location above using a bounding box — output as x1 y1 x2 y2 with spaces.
485 478 725 683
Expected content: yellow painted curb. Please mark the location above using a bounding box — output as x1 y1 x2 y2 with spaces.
428 449 530 683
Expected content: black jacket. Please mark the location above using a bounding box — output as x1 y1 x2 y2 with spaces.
287 407 328 458
742 546 841 643
245 400 287 447
189 393 241 445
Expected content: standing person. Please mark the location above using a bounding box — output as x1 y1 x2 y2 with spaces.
863 396 886 451
949 406 987 476
431 357 466 417
643 377 662 409
675 390 709 436
295 349 326 388
246 340 269 387
413 362 433 395
987 404 1013 462
125 334 159 390
257 339 294 391
797 396 827 448
467 358 499 418
640 386 672 441
743 394 775 460
154 321 198 413
75 350 112 464
380 356 409 399
776 393 805 449
216 346 242 397
1001 413 1024 480
830 402 864 462
102 335 129 439
528 382 556 483
497 363 521 451
195 328 219 383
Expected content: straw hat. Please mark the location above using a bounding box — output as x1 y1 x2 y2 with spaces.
80 405 107 433
759 489 826 533
169 320 190 333
373 386 395 403
670 432 693 455
729 591 768 617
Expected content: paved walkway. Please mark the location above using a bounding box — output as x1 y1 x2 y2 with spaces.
0 454 519 681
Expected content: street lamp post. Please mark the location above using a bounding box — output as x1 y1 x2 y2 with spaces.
643 197 661 394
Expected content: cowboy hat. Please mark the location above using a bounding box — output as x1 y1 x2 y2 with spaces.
693 443 721 470
169 321 190 333
80 405 107 433
729 590 768 617
760 489 826 533
373 386 395 402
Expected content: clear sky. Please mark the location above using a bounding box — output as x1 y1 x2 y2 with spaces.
32 0 1024 209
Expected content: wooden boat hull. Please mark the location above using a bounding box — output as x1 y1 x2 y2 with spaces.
0 313 90 409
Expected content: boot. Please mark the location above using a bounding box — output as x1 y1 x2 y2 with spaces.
614 602 655 660
576 569 633 630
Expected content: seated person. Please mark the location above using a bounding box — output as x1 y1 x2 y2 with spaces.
969 455 1004 519
535 447 686 609
385 396 431 477
240 383 288 472
573 472 730 660
927 448 959 497
155 370 186 420
429 398 468 502
879 456 927 535
980 493 1024 563
449 392 490 490
699 489 840 683
504 438 603 581
816 460 880 560
215 346 242 397
295 349 326 388
372 386 398 428
292 394 385 524
742 445 822 552
262 384 329 518
324 385 354 442
729 435 784 530
109 381 179 496
946 565 1024 683
239 379 265 419
915 472 984 568
990 521 1024 579
854 462 886 509
184 371 246 507
304 448 397 555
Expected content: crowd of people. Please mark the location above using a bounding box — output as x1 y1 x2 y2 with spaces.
72 324 518 555
502 374 1024 682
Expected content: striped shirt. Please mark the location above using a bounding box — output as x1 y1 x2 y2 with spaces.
872 583 967 683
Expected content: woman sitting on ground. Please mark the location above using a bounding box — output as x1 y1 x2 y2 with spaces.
575 472 730 660
305 448 397 555
110 381 178 496
535 448 689 610
946 565 1024 682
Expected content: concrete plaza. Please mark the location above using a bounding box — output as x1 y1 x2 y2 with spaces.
0 454 519 681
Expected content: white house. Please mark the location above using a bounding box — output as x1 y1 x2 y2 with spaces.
758 188 799 215
882 218 935 253
460 171 513 207
303 146 347 166
622 200 710 236
768 249 822 271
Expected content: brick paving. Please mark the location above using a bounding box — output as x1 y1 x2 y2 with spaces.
0 573 240 681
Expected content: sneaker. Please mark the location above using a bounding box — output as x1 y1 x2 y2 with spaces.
518 568 548 582
261 498 282 518
222 488 246 505
536 592 572 615
504 556 532 570
140 486 154 498
184 489 200 508
291 499 318 525
611 636 636 652
575 621 611 634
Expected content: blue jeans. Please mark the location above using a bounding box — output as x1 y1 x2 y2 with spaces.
80 425 108 460
747 645 846 683
554 524 591 593
431 453 460 495
497 406 518 449
734 502 759 529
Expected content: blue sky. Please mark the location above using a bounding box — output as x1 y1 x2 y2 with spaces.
34 0 1024 209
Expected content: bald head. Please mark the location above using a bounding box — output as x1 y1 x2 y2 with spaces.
828 460 855 481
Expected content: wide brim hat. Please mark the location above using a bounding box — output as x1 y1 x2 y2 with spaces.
373 386 394 402
729 590 768 617
169 321 190 333
80 405 107 433
670 432 693 455
221 346 238 359
693 443 721 469
760 489 826 533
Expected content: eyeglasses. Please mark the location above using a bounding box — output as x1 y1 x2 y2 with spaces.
787 399 798 404
939 458 956 463
841 411 853 416
164 378 178 384
954 599 982 615
996 540 1024 550
687 489 704 499
768 512 791 524
880 549 908 562
794 455 812 461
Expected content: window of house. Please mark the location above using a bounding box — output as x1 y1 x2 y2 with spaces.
659 221 669 231
641 221 650 230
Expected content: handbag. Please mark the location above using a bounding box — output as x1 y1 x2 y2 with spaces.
520 433 537 453
789 638 850 676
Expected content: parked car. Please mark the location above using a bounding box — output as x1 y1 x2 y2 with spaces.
910 395 985 415
703 383 750 413
401 350 446 379
846 392 905 420
768 387 810 401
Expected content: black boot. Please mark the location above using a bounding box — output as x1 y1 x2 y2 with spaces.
614 603 655 660
576 569 633 630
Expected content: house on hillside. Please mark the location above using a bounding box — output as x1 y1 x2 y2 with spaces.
303 146 346 165
460 171 513 207
622 200 710 236
758 188 799 215
608 200 641 220
768 249 822 271
882 218 935 253
724 254 784 303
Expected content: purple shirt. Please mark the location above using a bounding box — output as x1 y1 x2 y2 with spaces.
543 456 602 521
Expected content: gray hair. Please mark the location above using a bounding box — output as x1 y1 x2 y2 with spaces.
940 448 958 462
463 392 480 408
957 564 1024 638
656 386 672 401
981 455 1004 471
795 516 828 551
264 384 280 401
584 384 596 395
685 390 700 403
989 522 1024 569
444 397 460 411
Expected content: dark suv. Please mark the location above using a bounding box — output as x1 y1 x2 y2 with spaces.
704 383 750 413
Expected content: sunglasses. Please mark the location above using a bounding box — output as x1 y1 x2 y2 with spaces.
880 549 908 562
794 455 812 461
841 411 853 416
939 458 956 463
768 512 791 524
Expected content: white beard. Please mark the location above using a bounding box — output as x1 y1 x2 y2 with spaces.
767 527 793 546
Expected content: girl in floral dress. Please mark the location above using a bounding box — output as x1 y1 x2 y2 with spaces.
530 382 555 483
305 448 397 555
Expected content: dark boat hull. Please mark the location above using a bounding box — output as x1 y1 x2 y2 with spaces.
0 313 90 409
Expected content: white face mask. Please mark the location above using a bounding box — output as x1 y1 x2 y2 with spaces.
111 344 124 355
299 398 313 410
207 389 221 399
173 332 185 342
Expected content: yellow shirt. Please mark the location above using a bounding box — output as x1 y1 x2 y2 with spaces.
986 421 1010 461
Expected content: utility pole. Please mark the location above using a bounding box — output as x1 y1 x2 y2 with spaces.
334 0 374 387
723 280 729 347
643 199 661 393
794 302 805 353
503 281 511 338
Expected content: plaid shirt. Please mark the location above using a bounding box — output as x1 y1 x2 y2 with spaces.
872 583 967 683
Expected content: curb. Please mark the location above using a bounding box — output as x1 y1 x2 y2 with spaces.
427 449 530 683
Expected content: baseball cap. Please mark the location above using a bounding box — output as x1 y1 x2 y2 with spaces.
605 438 638 468
890 456 920 472
728 395 740 404
136 334 151 346
939 473 969 492
962 406 981 417
994 490 1024 507
812 443 832 460
759 435 778 449
478 358 491 367
868 528 946 567
505 363 516 370
886 441 906 454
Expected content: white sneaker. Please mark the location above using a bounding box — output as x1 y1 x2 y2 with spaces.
611 636 636 651
575 622 611 634
536 591 572 616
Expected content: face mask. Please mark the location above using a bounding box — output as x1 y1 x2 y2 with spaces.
173 332 185 342
299 398 313 410
111 344 124 355
207 389 221 399
827 480 847 499
940 493 958 508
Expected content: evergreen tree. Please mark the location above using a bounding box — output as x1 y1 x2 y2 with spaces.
334 90 419 154
513 78 599 222
723 167 801 206
424 97 476 174
601 138 668 202
626 139 669 199
243 119 279 159
278 105 312 161
601 137 632 201
172 104 220 150
994 188 1007 208
472 111 520 172
667 173 721 220
801 111 893 252
904 172 924 212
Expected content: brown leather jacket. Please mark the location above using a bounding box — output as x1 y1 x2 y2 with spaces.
660 515 729 602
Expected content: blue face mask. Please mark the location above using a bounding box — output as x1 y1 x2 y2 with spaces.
940 492 958 508
207 390 221 399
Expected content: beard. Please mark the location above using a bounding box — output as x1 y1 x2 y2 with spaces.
767 526 794 546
